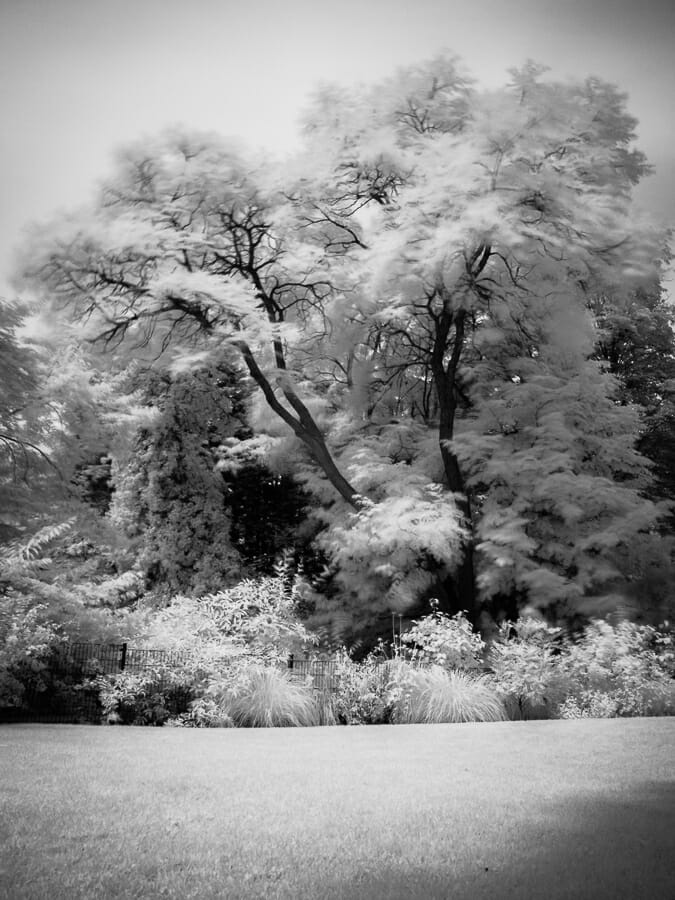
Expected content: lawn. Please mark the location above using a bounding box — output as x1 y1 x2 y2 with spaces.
0 719 673 899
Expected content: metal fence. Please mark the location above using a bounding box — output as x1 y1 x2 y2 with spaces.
286 654 339 693
0 642 204 724
1 644 345 724
66 642 205 675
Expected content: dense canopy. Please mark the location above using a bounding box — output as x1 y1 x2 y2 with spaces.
4 54 674 645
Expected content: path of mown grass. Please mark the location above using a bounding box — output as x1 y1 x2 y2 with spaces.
0 719 673 899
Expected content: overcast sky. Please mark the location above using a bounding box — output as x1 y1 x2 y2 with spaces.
1 0 673 296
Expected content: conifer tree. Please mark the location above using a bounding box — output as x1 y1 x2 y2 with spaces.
109 362 248 597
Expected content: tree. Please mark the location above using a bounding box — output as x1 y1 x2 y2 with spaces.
19 55 671 633
224 462 313 574
108 361 249 597
589 278 675 622
0 299 62 530
0 293 160 533
294 58 670 625
591 279 675 508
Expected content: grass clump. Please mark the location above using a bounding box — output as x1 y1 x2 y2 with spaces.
389 663 506 724
207 665 320 727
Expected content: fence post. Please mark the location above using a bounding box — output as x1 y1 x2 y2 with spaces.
120 643 127 672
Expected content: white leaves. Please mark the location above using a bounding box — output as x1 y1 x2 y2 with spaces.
322 482 469 613
13 54 671 627
400 610 485 671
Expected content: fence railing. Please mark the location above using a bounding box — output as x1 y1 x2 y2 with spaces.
1 643 346 724
66 642 220 674
286 654 340 693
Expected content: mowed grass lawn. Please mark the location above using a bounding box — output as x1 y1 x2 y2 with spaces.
0 720 674 900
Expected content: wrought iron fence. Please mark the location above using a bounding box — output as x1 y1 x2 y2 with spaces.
286 654 339 693
1 644 346 724
0 642 204 724
66 642 209 675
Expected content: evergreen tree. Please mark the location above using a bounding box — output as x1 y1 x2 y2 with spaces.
0 299 62 530
109 362 249 597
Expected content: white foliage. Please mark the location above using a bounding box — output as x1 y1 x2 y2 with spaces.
16 54 670 626
323 483 468 612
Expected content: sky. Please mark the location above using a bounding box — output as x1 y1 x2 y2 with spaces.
1 0 673 297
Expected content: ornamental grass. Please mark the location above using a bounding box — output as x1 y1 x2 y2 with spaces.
391 664 507 724
218 666 320 728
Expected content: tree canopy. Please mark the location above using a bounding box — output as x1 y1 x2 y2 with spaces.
15 54 674 636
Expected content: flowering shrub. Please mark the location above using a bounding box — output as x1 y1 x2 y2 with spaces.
400 607 485 671
487 618 569 719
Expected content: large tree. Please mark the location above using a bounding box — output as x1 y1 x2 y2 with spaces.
20 56 670 631
293 59 670 625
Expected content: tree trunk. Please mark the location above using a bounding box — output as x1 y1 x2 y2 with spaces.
438 421 478 622
236 339 360 508
430 307 478 621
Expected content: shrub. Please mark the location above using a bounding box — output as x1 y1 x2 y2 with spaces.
559 620 675 718
205 665 319 728
400 607 485 671
389 663 506 724
95 668 195 726
139 575 317 665
653 623 675 678
557 691 623 719
168 696 235 728
329 649 393 725
0 595 66 708
487 618 569 719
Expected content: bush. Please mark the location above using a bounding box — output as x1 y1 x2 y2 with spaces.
400 607 485 671
139 575 317 665
203 665 319 728
557 691 623 719
559 620 675 718
388 663 506 724
0 595 66 708
95 668 195 726
328 649 393 725
487 618 569 719
168 696 235 728
486 617 675 720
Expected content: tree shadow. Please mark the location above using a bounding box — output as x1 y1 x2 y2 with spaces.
314 780 675 900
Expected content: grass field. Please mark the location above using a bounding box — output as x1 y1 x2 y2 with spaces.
1 719 674 899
